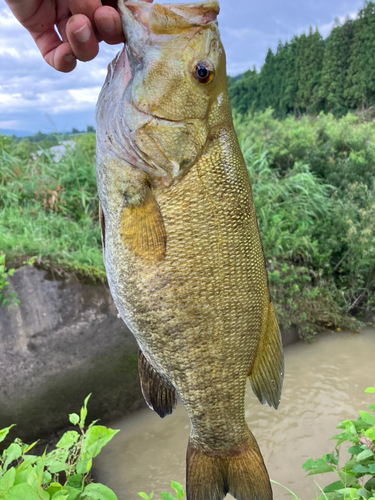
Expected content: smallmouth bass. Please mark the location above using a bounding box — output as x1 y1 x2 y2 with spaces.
95 1 284 499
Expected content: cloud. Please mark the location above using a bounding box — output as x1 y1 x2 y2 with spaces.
0 0 368 133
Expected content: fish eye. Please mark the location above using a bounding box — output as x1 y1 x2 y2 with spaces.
193 61 214 84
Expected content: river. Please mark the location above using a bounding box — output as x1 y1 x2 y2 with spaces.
94 328 375 500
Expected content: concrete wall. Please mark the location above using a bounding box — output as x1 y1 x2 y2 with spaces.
0 266 144 443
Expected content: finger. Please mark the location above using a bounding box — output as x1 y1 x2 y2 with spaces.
66 14 99 62
33 28 77 72
94 6 124 45
68 0 102 23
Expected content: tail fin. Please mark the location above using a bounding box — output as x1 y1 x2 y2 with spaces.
186 433 272 500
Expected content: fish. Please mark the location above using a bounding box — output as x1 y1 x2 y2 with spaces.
95 1 284 499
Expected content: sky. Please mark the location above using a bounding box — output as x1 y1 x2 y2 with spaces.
0 0 363 135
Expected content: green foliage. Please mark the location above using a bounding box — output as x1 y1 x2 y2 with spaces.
0 396 119 500
0 133 105 281
139 481 185 500
241 145 361 339
236 110 375 335
303 388 375 500
0 255 19 308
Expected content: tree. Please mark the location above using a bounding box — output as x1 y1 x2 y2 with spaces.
320 18 353 114
295 27 325 114
278 39 299 117
345 1 375 109
228 68 260 115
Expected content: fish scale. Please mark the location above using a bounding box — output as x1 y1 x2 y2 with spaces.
96 1 284 498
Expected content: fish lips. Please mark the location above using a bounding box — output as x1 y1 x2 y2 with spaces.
118 0 220 53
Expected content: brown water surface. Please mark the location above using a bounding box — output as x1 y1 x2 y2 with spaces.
95 329 375 500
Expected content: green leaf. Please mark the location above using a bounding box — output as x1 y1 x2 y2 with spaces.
337 471 358 487
3 444 22 471
160 494 177 500
56 431 80 449
76 457 92 475
43 470 52 485
2 483 41 499
67 474 83 489
0 425 16 444
323 480 344 493
365 476 375 491
13 467 32 487
81 482 118 500
352 465 370 473
357 449 373 462
359 411 375 426
357 488 371 500
302 456 332 472
46 482 63 497
365 388 375 393
38 489 50 500
81 426 119 460
16 455 38 473
79 394 92 429
0 468 16 492
138 493 153 500
48 461 69 474
336 488 362 496
348 445 363 455
52 486 81 500
171 482 184 500
364 427 375 440
23 441 38 454
307 465 336 475
69 414 80 426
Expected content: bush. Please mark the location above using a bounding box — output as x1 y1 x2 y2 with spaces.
0 396 119 500
303 387 375 499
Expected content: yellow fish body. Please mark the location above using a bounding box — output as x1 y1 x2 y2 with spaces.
96 2 284 499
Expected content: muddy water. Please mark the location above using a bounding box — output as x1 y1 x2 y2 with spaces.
94 329 375 500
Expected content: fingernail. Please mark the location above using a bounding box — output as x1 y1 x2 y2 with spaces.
73 24 91 43
100 14 115 34
64 54 76 63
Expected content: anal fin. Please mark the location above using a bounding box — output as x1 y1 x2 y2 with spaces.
120 185 167 262
248 303 284 409
138 350 177 418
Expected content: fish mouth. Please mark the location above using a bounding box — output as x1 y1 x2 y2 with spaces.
118 0 219 45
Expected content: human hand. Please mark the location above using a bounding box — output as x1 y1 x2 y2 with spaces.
4 0 153 73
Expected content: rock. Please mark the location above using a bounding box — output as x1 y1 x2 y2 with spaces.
0 266 145 443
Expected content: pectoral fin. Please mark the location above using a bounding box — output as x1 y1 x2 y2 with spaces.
138 350 177 418
248 303 284 409
120 186 167 262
